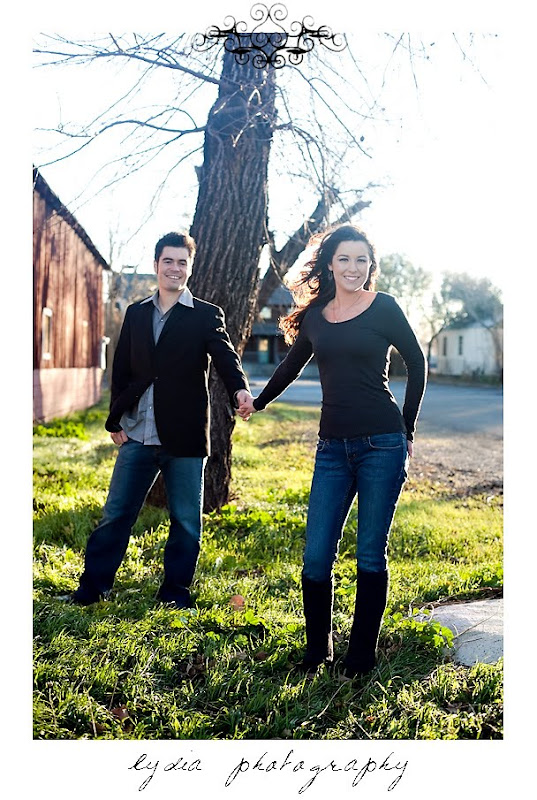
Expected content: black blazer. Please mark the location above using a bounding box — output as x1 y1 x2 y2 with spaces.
105 296 249 456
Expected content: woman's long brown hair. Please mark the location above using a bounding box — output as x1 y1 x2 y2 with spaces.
280 224 379 344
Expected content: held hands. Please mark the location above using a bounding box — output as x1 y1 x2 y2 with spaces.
236 390 257 421
109 392 258 443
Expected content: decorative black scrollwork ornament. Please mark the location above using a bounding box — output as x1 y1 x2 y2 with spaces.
192 3 347 69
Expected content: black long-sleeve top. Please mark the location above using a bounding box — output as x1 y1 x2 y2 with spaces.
253 292 427 441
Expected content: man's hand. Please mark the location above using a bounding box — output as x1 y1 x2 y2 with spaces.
236 390 256 421
110 429 128 445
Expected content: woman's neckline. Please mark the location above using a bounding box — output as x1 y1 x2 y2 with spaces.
321 291 379 324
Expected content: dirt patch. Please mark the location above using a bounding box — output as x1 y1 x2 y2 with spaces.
410 433 503 498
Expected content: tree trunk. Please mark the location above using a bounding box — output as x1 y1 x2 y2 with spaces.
486 324 503 379
426 329 442 369
426 337 434 368
148 50 276 512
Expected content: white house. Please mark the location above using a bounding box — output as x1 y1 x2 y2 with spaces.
432 321 501 377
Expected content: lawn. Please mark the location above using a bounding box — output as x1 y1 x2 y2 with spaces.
33 396 503 740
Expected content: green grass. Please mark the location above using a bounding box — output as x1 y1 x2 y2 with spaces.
33 395 503 740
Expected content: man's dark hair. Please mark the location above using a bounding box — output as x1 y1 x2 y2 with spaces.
154 232 196 263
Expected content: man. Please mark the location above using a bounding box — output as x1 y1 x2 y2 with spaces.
64 231 253 609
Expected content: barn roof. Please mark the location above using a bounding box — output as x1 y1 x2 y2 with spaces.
443 318 498 332
33 166 110 270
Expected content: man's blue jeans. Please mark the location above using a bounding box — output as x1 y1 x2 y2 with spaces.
303 432 408 582
78 439 206 603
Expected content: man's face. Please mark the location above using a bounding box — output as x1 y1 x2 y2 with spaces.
154 246 193 294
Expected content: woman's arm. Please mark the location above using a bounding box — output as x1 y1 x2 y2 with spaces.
253 324 314 411
385 298 427 442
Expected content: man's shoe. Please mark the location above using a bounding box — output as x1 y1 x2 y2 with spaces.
157 585 192 609
157 596 194 611
56 589 109 606
160 596 193 610
56 593 92 606
295 654 333 679
338 662 376 682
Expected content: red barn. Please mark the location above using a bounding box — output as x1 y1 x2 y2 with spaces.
33 167 110 421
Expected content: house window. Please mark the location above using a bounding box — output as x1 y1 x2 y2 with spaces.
257 337 270 364
458 335 464 356
41 307 53 361
442 336 447 356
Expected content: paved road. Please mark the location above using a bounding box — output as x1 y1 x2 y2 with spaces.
247 375 503 438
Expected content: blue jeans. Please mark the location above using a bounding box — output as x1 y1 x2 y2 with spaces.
303 432 408 582
78 439 206 603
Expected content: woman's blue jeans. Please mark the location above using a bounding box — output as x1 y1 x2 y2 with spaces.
303 432 408 582
78 438 206 602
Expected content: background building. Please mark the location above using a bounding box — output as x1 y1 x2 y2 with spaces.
433 320 502 378
33 168 110 421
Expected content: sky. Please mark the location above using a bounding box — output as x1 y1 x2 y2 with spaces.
27 5 527 293
5 0 537 797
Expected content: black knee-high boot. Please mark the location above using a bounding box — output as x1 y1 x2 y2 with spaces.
343 568 389 678
300 574 334 670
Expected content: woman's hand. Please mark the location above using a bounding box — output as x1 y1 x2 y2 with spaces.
407 439 414 458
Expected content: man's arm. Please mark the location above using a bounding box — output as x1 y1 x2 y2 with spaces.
110 307 134 408
105 307 134 438
205 306 251 406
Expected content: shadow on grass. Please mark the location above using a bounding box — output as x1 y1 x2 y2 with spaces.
34 505 101 550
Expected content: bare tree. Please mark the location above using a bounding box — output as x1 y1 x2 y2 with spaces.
421 291 454 369
33 27 482 508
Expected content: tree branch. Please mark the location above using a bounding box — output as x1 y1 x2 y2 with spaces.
292 67 371 158
95 118 205 137
36 116 205 168
33 41 223 86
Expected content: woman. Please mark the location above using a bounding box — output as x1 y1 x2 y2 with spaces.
239 224 427 678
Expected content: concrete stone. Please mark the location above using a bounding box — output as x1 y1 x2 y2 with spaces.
426 598 503 666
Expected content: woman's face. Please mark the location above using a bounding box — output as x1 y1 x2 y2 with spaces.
328 240 371 294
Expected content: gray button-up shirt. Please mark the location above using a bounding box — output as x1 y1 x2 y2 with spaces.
119 287 195 445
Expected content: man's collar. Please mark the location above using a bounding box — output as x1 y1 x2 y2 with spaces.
141 286 194 309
